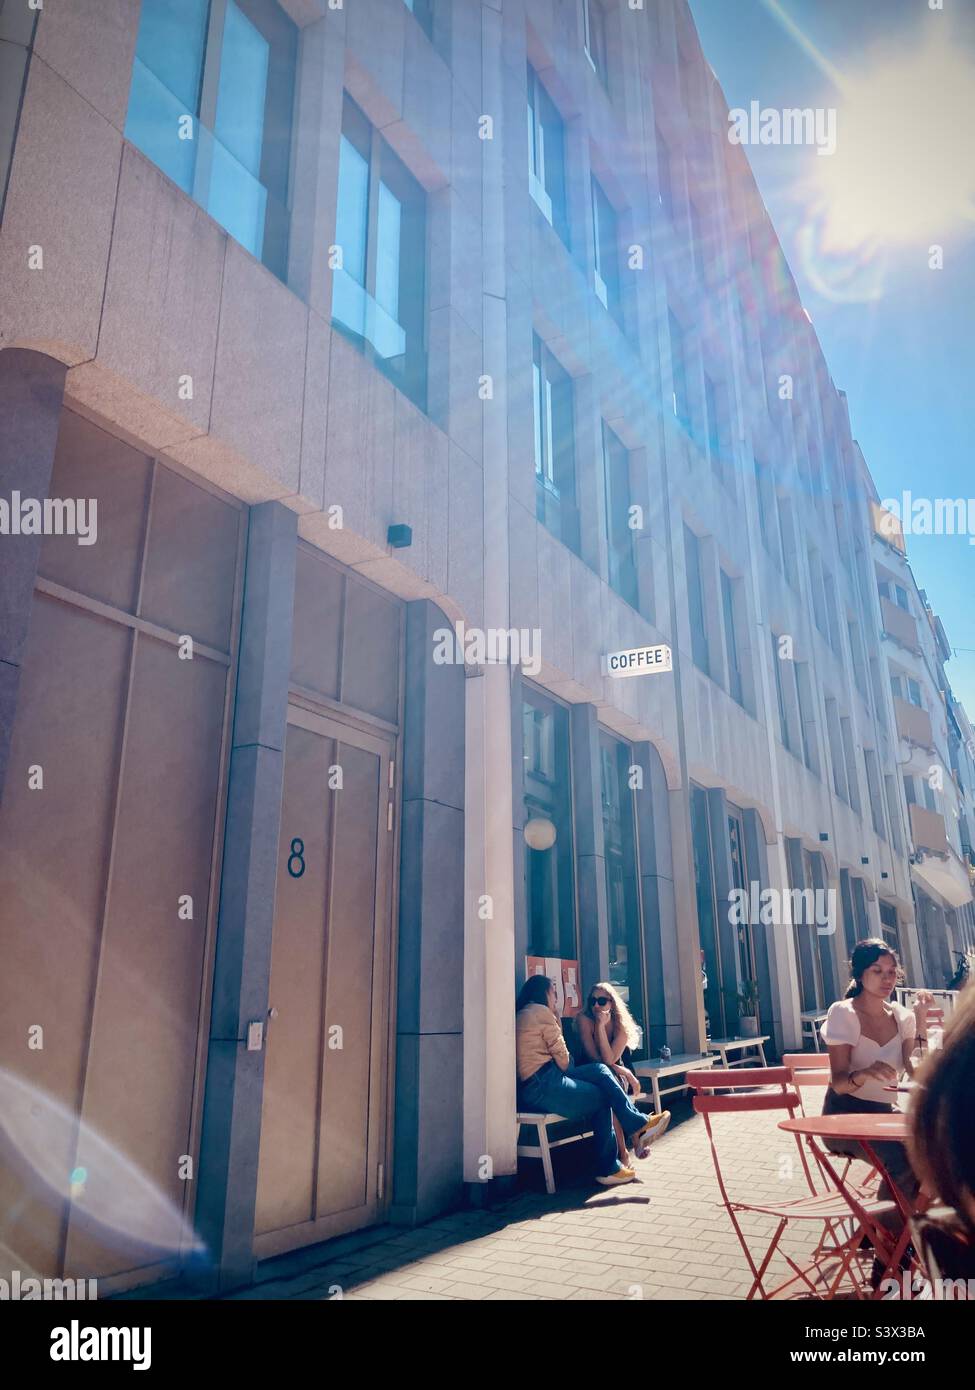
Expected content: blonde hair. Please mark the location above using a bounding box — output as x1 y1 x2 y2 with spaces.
584 981 641 1050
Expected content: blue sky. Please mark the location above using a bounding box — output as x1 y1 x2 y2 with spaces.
689 0 975 714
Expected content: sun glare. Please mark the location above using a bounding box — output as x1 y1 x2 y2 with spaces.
806 29 975 252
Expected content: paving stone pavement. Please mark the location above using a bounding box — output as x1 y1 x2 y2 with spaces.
227 1083 880 1302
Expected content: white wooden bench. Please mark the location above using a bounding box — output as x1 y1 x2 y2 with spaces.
516 1112 594 1195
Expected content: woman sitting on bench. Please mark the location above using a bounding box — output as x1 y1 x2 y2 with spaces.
516 974 658 1186
576 981 671 1164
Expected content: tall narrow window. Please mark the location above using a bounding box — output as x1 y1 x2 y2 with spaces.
126 0 297 279
841 715 861 813
600 734 645 1035
669 310 690 431
523 691 576 961
684 525 709 675
332 97 427 409
793 661 817 772
772 634 791 752
826 697 847 801
583 0 609 89
591 175 621 320
704 372 723 475
527 65 568 241
721 570 743 707
533 335 580 554
602 423 639 609
655 126 673 221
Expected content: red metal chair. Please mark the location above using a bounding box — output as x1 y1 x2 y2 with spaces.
691 1068 895 1299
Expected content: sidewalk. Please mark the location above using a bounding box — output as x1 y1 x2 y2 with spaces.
228 1084 852 1301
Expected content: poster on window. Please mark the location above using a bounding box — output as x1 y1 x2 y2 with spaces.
525 956 582 1016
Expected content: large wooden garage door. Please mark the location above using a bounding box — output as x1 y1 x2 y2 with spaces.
0 410 242 1287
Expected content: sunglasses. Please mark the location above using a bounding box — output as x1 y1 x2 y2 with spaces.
590 996 611 1008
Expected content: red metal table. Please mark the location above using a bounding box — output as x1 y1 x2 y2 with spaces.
779 1113 921 1299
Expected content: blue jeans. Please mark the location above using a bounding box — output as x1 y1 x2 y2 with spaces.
518 1060 648 1178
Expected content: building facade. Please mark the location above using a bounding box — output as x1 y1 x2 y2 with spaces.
1 0 971 1294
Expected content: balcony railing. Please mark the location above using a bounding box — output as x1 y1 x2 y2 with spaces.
910 803 949 856
881 597 920 653
894 696 934 749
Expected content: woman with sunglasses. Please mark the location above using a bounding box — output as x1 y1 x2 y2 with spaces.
516 974 660 1185
576 982 671 1163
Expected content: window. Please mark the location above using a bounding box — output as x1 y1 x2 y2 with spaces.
532 335 580 553
864 748 886 838
332 96 427 408
848 620 868 698
754 459 772 550
401 0 433 40
777 494 799 587
600 734 645 1034
583 0 609 89
807 546 829 638
825 697 847 801
126 0 297 280
527 65 568 241
602 423 639 608
885 774 904 854
903 774 917 807
841 716 861 814
879 901 901 955
669 310 691 431
793 661 817 772
704 372 728 480
591 175 621 320
684 525 709 675
772 634 792 752
881 578 910 611
721 570 743 706
923 777 937 813
523 691 576 960
655 126 673 221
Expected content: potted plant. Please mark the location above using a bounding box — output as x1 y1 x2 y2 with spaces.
734 980 761 1038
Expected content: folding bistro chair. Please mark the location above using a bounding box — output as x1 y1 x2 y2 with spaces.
691 1068 896 1300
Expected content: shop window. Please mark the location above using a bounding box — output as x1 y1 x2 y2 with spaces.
527 65 568 242
599 734 645 1037
522 692 576 961
332 95 427 409
728 807 757 991
601 422 639 609
126 0 297 281
533 334 580 554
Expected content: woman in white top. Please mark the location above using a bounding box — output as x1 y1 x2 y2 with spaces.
820 939 920 1230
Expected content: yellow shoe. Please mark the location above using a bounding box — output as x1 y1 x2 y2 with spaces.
595 1167 637 1186
632 1111 671 1158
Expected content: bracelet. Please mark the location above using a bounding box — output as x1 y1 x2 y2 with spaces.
849 1071 864 1090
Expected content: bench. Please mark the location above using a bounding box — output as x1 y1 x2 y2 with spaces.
708 1035 770 1069
799 1010 827 1051
633 1052 717 1114
516 1113 594 1195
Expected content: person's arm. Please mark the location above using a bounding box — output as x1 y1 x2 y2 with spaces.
541 1010 571 1072
592 1011 620 1066
576 1013 600 1063
826 1042 897 1095
902 1038 916 1079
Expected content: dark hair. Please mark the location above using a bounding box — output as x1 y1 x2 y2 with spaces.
516 974 553 1011
844 938 899 998
909 987 975 1235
